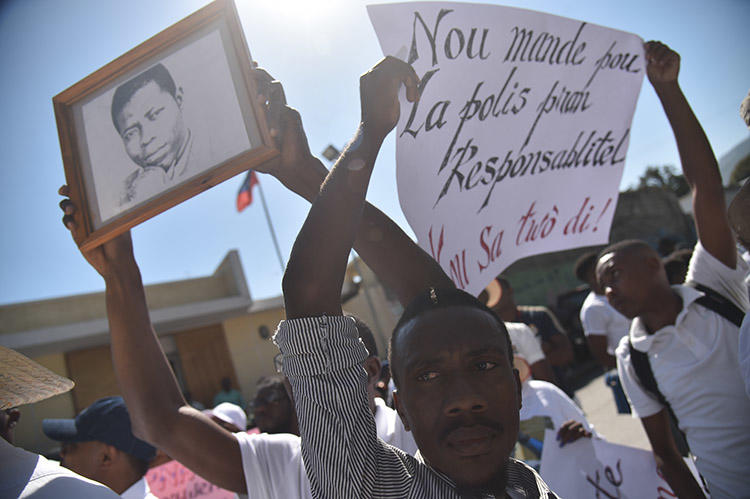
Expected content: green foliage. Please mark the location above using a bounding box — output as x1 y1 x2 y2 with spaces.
633 165 690 197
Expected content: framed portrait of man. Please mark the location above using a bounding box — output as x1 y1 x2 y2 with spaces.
54 0 277 251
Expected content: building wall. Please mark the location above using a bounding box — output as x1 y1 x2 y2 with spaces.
223 307 286 409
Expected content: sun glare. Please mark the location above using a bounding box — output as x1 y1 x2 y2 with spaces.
242 0 352 31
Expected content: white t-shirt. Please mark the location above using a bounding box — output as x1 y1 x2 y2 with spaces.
236 398 420 498
616 242 750 499
506 322 545 365
121 476 157 499
514 380 593 468
373 397 419 456
739 314 750 399
579 291 631 354
0 438 120 498
236 432 308 499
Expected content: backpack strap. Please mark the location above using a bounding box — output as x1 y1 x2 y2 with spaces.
628 339 668 407
628 338 690 456
685 281 745 327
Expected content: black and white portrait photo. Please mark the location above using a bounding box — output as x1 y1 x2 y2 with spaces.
111 63 194 206
78 28 255 225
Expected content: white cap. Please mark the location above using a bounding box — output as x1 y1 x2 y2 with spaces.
209 402 247 431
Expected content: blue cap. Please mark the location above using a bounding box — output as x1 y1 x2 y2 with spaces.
42 396 155 461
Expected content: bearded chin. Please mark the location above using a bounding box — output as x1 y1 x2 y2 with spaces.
454 459 509 498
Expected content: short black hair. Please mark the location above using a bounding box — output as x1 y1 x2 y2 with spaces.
256 374 286 393
663 248 693 285
111 63 177 134
574 251 599 283
346 314 378 358
597 239 657 264
388 287 512 388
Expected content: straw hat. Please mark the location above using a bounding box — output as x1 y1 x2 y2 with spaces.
0 345 74 410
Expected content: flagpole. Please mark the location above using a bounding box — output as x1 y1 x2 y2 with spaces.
255 178 286 273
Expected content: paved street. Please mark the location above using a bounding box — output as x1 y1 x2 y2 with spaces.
575 371 651 451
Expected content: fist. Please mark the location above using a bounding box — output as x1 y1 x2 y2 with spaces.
359 56 420 141
644 41 680 85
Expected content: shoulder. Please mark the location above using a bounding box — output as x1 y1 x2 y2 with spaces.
506 322 545 363
506 458 559 498
234 432 302 475
687 241 750 311
580 297 609 319
25 456 119 498
505 321 536 338
614 334 632 360
527 379 566 397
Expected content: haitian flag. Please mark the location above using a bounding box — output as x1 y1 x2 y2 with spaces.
236 170 259 212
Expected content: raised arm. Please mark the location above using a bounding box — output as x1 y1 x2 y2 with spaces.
254 68 451 310
59 190 245 493
257 129 451 307
279 57 421 318
646 41 735 267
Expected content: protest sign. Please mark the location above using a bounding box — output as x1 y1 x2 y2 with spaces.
368 2 645 295
539 430 704 498
145 460 234 499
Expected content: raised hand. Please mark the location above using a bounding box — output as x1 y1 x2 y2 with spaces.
251 66 327 202
555 419 592 447
644 41 680 86
58 185 135 279
359 56 420 143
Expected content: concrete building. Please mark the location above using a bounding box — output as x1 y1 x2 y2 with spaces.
1 251 284 454
0 249 397 456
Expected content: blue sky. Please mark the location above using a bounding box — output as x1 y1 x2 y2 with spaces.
1 0 748 306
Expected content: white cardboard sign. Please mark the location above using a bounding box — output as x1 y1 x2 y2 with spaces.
368 2 645 295
538 430 705 498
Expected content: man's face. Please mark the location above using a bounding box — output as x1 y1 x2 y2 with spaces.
596 251 654 319
252 386 293 434
115 81 187 170
60 441 104 481
393 306 520 491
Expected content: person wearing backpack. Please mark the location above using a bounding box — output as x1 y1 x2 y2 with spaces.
596 42 750 499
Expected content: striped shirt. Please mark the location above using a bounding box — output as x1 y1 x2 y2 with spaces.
274 315 559 499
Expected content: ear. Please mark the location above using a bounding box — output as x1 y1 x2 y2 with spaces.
364 356 381 386
513 368 522 411
393 390 410 431
7 408 20 427
646 254 662 272
99 443 118 469
175 86 184 108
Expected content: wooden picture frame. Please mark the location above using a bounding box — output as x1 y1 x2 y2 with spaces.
54 0 277 251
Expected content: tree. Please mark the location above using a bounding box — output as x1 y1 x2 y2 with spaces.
634 165 690 197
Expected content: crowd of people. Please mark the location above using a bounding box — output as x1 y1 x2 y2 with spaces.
1 40 749 499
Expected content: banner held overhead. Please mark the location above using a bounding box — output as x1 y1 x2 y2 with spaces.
368 2 645 295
